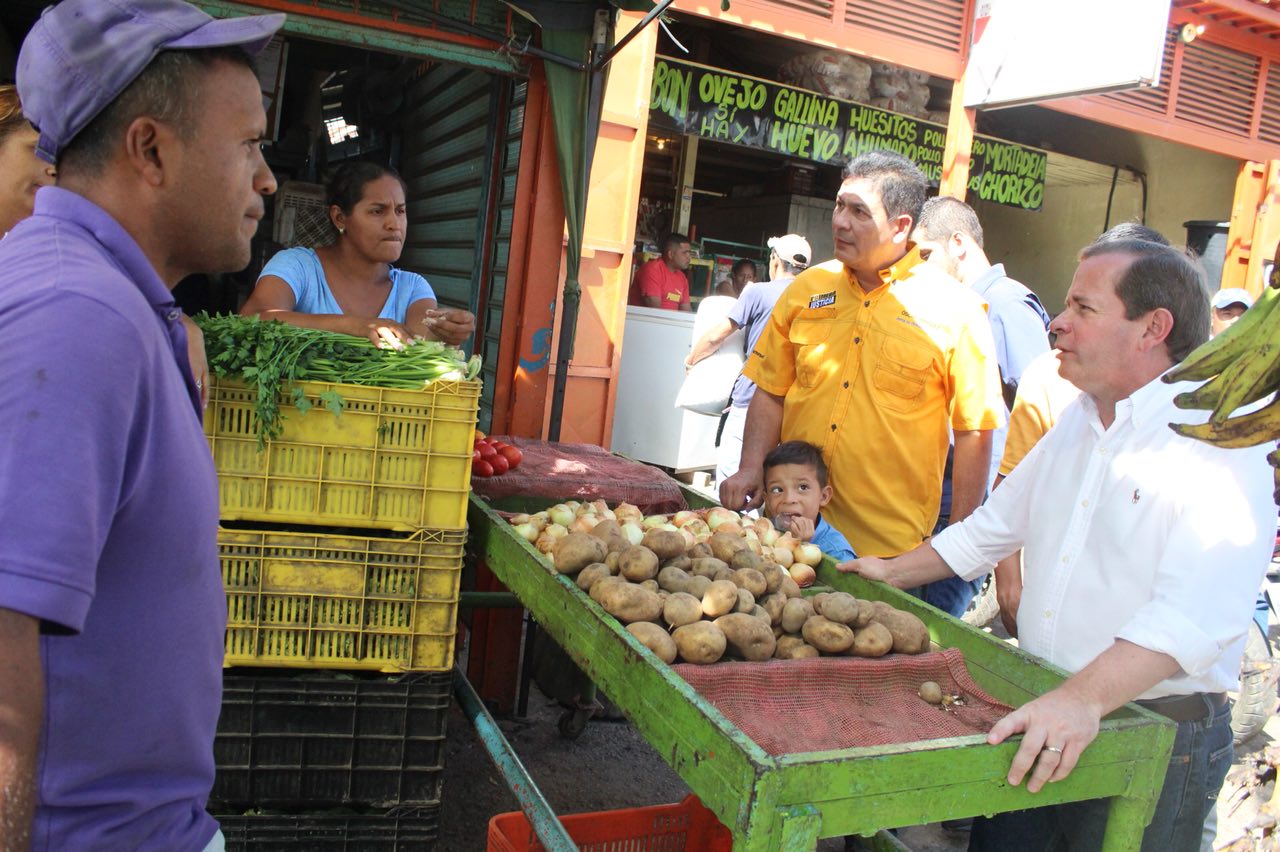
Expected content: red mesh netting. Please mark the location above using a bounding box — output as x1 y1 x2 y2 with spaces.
470 438 688 515
674 649 1013 755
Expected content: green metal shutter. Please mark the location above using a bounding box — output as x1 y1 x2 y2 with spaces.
400 66 522 432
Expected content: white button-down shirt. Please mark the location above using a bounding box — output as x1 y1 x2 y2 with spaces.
933 373 1274 699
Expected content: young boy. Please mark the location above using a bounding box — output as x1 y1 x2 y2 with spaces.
762 441 856 562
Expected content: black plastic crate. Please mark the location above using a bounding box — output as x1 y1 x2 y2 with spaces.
213 671 450 808
214 805 439 851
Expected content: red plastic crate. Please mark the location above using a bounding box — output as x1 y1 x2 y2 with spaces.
486 795 733 851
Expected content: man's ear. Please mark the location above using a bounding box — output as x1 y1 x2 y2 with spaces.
122 116 169 187
819 483 833 508
1140 307 1175 352
949 232 968 261
890 214 915 245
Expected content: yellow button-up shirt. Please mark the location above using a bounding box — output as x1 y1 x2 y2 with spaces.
744 249 1004 557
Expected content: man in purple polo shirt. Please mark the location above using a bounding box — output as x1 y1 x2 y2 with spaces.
0 2 282 849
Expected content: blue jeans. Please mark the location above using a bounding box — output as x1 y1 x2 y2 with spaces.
906 515 985 618
968 696 1233 852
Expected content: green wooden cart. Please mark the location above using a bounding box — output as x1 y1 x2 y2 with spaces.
467 492 1176 850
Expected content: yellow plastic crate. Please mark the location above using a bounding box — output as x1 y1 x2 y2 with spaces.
205 376 479 531
220 527 464 672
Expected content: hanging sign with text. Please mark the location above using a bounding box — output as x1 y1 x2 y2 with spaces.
648 57 1046 212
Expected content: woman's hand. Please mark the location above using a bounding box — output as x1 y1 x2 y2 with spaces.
419 308 476 345
358 318 415 349
180 314 209 409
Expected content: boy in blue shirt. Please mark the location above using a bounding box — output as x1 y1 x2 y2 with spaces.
762 441 856 562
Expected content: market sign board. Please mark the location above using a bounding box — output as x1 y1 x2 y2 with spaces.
648 57 1047 212
964 0 1170 109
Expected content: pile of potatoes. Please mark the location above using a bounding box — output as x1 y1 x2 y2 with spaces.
545 518 932 666
507 500 826 587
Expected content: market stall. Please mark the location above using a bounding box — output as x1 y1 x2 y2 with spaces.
465 486 1177 850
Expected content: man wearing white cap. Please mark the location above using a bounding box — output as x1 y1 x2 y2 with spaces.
686 233 812 485
1210 287 1254 338
0 1 282 849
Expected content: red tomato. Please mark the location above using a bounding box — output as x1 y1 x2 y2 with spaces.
472 449 482 462
490 440 509 452
490 453 510 474
499 445 523 467
472 459 494 478
478 444 498 460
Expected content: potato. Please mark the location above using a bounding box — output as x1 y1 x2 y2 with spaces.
576 562 613 592
871 608 931 655
590 519 622 542
760 592 787 626
750 604 771 623
772 624 785 638
801 615 855 654
701 579 739 618
687 542 713 559
686 574 712 598
639 579 660 593
689 557 728 579
673 621 727 664
780 597 815 634
714 613 777 661
641 529 686 561
731 568 768 599
851 622 893 657
811 592 831 614
588 575 626 604
821 592 860 626
553 532 609 575
604 551 620 570
919 681 943 705
761 564 787 595
734 587 756 614
662 554 692 572
775 635 820 660
657 589 671 602
596 582 664 624
712 565 735 583
708 532 749 563
657 565 692 594
663 592 703 628
617 545 660 582
779 576 802 598
627 622 677 664
730 549 767 573
851 599 874 628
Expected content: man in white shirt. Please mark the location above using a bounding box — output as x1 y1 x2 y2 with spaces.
843 238 1274 850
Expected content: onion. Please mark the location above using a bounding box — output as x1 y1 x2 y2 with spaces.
716 521 744 537
548 504 575 527
621 522 644 545
771 546 794 567
513 523 539 542
678 527 697 549
705 507 739 530
509 513 531 525
794 543 823 566
672 510 699 528
788 563 816 587
570 515 599 533
760 528 781 547
642 514 669 529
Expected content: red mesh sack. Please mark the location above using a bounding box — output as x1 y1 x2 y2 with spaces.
674 650 1013 755
470 439 687 515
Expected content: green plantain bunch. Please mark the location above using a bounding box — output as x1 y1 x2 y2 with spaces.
1165 252 1280 502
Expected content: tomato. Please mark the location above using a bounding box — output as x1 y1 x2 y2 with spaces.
490 453 510 474
490 441 509 452
478 443 498 460
499 445 523 467
472 459 494 478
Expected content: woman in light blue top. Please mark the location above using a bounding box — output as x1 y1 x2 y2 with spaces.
241 161 474 347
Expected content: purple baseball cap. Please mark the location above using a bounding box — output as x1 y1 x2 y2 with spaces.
17 0 285 164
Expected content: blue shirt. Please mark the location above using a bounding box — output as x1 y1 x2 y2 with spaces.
260 246 436 323
812 515 857 562
727 277 793 408
0 187 223 850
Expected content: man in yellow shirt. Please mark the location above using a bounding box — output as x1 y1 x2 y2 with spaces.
720 151 1004 559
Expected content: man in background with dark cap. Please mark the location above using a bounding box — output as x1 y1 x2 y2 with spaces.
0 1 282 848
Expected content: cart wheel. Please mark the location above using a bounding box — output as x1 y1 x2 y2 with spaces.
558 708 591 739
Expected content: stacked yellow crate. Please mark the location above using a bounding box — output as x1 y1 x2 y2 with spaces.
205 375 480 673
